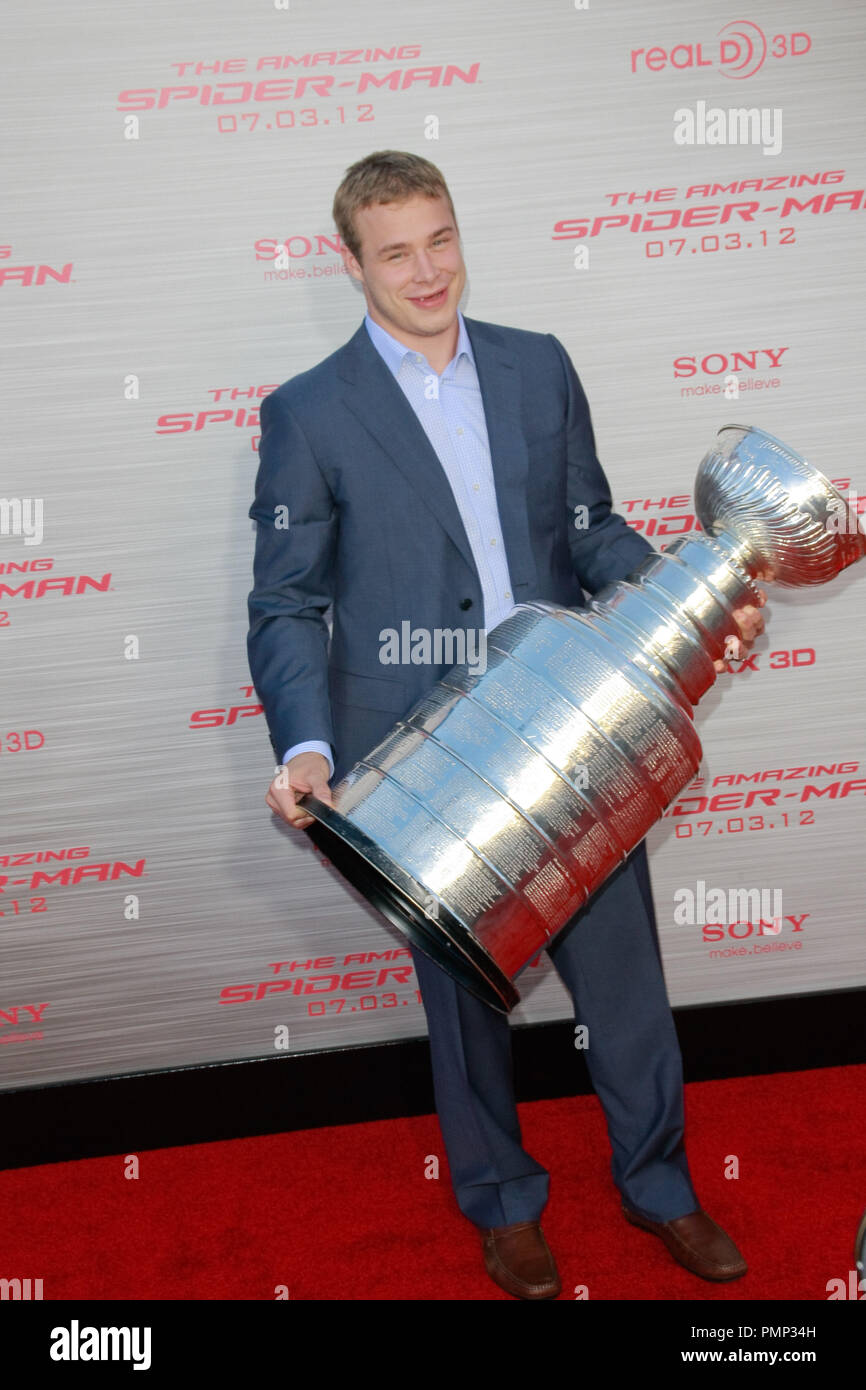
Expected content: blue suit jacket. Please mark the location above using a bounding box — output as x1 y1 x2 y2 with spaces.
247 315 654 782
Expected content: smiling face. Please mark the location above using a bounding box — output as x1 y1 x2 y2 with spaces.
340 193 466 362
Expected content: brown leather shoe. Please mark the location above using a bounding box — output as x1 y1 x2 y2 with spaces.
481 1220 561 1299
622 1204 747 1281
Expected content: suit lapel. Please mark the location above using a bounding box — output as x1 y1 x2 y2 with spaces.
464 316 536 593
337 317 537 592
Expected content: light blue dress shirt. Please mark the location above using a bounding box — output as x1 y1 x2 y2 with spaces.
283 309 517 774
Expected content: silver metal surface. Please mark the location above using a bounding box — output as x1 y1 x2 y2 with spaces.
303 426 866 1012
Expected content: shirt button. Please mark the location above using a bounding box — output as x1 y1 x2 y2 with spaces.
414 354 424 363
472 483 480 491
456 426 464 435
504 591 511 599
490 538 497 546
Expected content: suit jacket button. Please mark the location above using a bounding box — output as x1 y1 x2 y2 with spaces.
459 598 473 610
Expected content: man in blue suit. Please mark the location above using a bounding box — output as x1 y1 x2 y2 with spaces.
247 151 761 1299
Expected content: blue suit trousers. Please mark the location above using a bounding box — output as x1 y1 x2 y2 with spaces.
408 841 700 1230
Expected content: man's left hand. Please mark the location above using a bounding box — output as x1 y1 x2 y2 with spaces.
713 589 767 672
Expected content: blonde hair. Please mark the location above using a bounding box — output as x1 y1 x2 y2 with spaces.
332 150 458 263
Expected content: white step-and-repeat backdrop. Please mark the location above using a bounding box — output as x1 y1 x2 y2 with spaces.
1 0 863 1089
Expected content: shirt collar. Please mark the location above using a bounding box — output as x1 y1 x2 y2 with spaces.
364 308 474 378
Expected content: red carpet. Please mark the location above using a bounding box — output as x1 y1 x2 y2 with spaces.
1 1064 863 1300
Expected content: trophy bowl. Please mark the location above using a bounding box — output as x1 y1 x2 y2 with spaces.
303 425 866 1012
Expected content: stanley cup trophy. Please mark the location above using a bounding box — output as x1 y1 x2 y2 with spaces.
302 425 866 1012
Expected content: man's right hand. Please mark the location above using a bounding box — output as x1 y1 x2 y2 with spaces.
266 751 333 830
